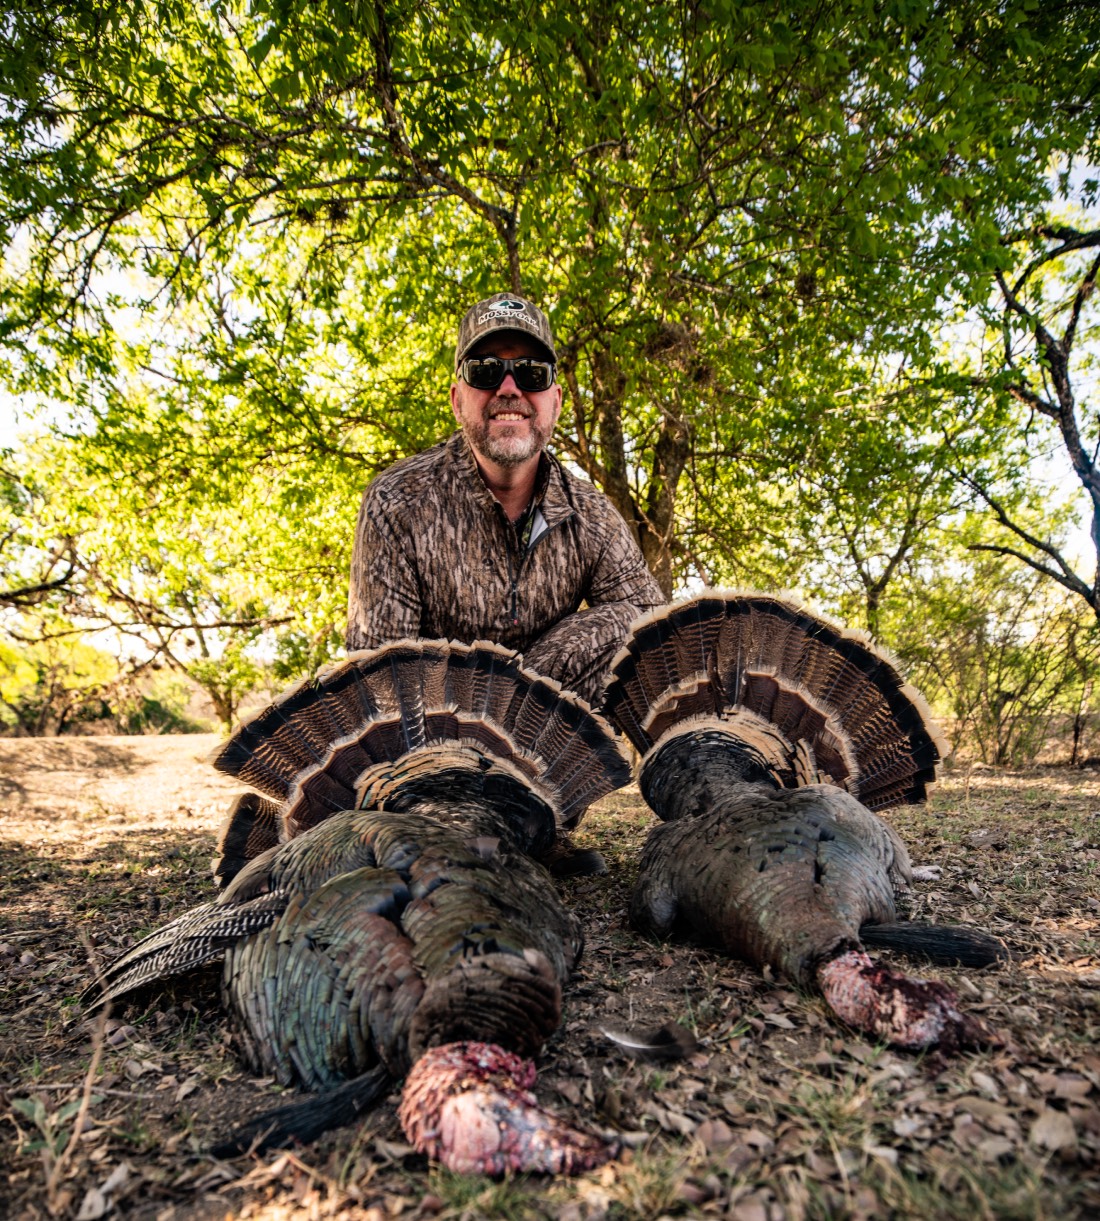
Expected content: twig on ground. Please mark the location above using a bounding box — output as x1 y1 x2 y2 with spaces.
44 931 111 1210
29 1084 164 1100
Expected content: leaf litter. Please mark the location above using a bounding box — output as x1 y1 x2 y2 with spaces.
0 739 1097 1217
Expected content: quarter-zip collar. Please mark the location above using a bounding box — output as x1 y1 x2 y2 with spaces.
447 432 576 535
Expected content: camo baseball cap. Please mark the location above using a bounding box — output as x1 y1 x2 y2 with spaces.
454 292 557 368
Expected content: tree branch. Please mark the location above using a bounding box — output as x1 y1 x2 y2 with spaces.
1064 248 1100 355
960 473 1094 604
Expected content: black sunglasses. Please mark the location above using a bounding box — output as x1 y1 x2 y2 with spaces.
459 356 556 392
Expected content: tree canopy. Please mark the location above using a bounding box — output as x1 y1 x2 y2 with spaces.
3 0 1100 742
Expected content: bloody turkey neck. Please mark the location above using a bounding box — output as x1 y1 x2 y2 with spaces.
85 640 630 1174
603 593 1004 1051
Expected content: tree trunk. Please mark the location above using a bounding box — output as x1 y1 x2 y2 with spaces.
641 406 692 598
583 347 691 598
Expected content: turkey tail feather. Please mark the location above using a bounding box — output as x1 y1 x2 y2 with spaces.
214 793 286 887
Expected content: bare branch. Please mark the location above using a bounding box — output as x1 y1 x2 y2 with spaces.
1064 248 1100 354
968 541 1093 603
960 474 1093 602
0 546 78 608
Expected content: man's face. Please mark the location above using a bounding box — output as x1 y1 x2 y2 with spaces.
450 334 562 470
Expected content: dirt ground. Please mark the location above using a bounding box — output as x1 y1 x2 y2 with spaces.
1 735 1098 1220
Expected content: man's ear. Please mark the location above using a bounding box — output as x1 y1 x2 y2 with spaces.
450 381 461 421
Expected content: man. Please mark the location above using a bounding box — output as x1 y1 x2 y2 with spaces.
346 291 663 708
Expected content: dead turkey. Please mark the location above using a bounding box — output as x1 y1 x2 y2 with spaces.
602 591 1005 1051
84 639 630 1174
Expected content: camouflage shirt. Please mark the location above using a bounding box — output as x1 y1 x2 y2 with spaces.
346 431 663 704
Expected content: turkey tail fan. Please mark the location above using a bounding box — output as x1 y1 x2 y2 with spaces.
604 591 946 811
379 641 452 753
214 793 286 887
209 671 354 801
211 639 631 880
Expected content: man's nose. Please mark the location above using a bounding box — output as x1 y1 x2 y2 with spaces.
497 371 521 395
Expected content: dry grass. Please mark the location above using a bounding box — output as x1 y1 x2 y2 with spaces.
1 738 1098 1219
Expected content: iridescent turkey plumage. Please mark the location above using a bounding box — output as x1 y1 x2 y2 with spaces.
85 640 629 1173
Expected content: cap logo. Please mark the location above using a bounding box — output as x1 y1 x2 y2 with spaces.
478 300 533 326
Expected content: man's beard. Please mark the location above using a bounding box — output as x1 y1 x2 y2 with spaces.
460 398 552 467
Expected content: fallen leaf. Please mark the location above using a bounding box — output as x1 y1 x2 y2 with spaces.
951 1114 985 1150
597 1084 621 1122
617 1130 649 1148
75 1188 108 1221
970 1071 1000 1098
659 1113 693 1137
966 828 1008 850
956 1095 1014 1125
50 1189 75 1216
374 1138 414 1161
724 1144 759 1175
865 1144 898 1166
1054 1075 1092 1101
644 1101 696 1136
221 1153 291 1192
1029 1109 1077 1154
175 1076 202 1102
695 1118 734 1149
124 1059 159 1080
729 1194 769 1221
101 1163 131 1195
76 1162 132 1221
552 1078 581 1106
976 1136 1015 1163
680 1180 714 1206
805 1150 834 1178
1070 1105 1100 1135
